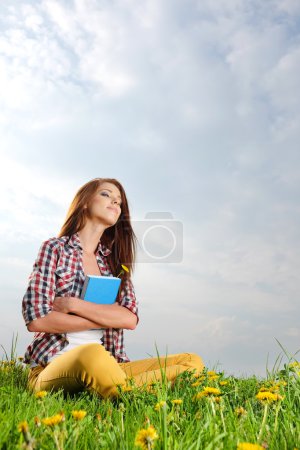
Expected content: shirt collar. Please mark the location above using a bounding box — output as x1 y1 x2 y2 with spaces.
68 232 112 257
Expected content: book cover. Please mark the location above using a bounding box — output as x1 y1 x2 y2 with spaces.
80 275 121 304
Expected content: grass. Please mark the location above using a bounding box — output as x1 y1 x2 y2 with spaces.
0 339 299 449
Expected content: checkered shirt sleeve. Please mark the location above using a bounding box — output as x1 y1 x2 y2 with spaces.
118 277 139 322
22 239 58 326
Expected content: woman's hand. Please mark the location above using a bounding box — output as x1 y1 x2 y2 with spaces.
53 296 81 314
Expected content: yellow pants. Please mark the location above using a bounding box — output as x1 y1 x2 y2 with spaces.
28 343 204 398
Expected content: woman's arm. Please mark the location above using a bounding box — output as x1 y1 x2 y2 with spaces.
53 297 137 330
22 239 103 334
22 239 58 328
27 310 105 333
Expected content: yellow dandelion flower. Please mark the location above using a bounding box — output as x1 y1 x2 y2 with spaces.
72 410 87 420
237 443 264 450
256 391 283 403
18 421 29 433
194 386 222 400
35 390 48 399
154 401 167 411
17 420 33 446
235 407 247 417
117 264 130 278
219 380 228 386
194 392 206 399
135 425 158 449
289 361 300 368
41 413 64 427
208 374 219 381
207 370 216 376
171 399 183 405
202 387 221 396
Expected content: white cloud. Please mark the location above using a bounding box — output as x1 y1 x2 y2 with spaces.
277 0 300 15
43 0 138 95
0 154 77 241
264 45 300 115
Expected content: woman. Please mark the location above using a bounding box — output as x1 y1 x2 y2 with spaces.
22 178 204 398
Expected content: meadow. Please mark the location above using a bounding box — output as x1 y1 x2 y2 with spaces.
0 342 299 450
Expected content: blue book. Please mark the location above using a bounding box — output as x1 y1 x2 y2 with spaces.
80 275 121 304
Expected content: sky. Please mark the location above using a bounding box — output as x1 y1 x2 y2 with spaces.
0 0 300 376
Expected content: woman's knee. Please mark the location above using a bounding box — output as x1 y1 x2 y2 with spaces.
73 344 121 378
72 344 126 397
182 352 205 373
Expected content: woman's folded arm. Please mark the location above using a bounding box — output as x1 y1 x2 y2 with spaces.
27 310 105 333
70 300 138 330
52 296 137 330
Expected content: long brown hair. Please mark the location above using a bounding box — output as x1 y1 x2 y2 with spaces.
58 178 137 300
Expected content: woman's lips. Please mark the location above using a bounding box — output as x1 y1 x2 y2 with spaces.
107 207 118 214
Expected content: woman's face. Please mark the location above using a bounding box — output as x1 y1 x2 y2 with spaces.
87 182 122 226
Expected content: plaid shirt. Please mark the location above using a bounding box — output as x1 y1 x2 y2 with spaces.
22 232 138 367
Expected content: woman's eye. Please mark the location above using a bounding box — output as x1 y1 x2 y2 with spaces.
101 192 121 206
